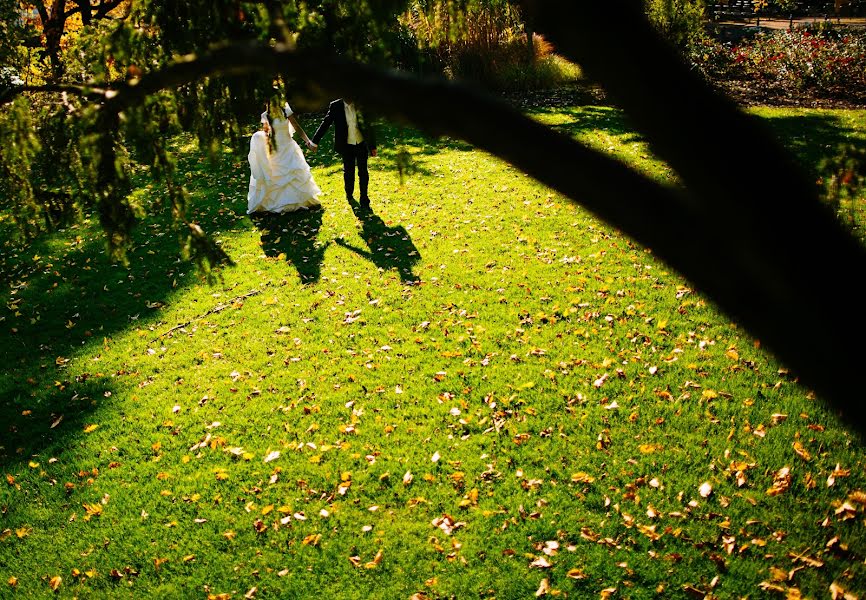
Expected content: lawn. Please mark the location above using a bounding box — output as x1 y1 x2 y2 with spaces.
1 105 865 599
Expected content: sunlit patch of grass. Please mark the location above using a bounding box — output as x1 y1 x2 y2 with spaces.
1 107 865 599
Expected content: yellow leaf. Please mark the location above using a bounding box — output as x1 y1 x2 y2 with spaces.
15 527 30 538
364 549 383 569
28 461 39 469
725 349 740 360
83 424 98 433
701 390 718 401
571 472 596 484
222 531 236 540
792 441 811 462
261 505 274 516
7 576 18 587
49 576 62 591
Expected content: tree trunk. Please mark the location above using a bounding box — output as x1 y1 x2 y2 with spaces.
44 0 66 79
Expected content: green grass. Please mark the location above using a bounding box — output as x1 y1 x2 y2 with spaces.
1 105 865 599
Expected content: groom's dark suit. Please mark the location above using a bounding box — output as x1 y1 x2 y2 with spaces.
312 99 377 203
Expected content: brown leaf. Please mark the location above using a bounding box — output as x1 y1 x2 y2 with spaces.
758 581 788 594
767 467 792 496
830 582 859 600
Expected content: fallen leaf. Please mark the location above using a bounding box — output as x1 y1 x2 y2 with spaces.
830 581 858 600
792 441 811 462
49 576 62 591
535 578 550 597
699 482 713 498
767 467 792 496
364 549 383 569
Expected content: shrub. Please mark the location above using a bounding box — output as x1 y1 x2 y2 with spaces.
691 25 866 99
645 0 708 53
400 2 580 91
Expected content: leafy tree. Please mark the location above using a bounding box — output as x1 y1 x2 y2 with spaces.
1 0 865 432
19 0 130 78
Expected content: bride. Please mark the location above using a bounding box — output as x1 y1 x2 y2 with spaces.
247 99 322 214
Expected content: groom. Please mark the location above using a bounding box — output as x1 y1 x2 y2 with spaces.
312 98 377 206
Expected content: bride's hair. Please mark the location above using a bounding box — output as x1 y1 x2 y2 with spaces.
264 99 279 154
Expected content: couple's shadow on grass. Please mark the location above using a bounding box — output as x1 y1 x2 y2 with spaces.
252 208 328 284
251 201 420 285
336 200 421 285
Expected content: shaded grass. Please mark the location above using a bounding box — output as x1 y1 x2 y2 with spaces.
1 106 865 598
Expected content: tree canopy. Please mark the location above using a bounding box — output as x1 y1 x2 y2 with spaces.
2 0 865 432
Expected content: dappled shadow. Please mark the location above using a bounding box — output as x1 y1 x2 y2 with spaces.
0 142 251 468
335 200 421 284
306 122 474 179
530 105 646 145
758 111 866 177
252 208 329 285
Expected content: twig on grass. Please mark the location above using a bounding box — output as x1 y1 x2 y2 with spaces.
152 289 262 341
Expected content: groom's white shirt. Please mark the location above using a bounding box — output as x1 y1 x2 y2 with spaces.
344 101 364 145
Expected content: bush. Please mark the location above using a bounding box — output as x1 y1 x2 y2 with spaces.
400 2 580 91
691 25 866 99
645 0 708 53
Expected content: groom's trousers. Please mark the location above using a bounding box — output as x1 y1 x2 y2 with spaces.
341 142 369 201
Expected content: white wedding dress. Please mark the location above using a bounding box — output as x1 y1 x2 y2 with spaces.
247 104 321 214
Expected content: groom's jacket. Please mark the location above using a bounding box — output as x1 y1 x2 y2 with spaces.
312 99 377 154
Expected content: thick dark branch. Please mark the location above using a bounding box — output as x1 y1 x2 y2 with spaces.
524 0 866 431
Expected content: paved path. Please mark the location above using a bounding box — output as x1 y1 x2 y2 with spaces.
716 16 866 28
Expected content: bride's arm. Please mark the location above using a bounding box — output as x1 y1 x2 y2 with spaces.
288 115 316 149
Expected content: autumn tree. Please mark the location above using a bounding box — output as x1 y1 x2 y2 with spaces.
1 0 865 432
17 1 130 78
